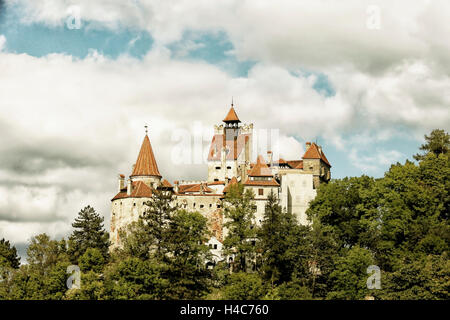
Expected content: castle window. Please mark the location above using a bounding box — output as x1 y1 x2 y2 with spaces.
217 204 221 208
227 166 231 169
133 203 136 206
200 204 204 208
215 166 221 170
258 189 264 196
213 244 218 249
209 204 212 208
214 178 219 181
193 203 196 207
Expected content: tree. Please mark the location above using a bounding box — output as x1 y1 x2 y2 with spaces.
327 246 376 300
27 234 69 274
306 176 380 251
0 238 20 269
115 219 153 261
163 210 211 299
376 252 449 300
222 272 265 300
104 257 168 300
223 183 257 272
414 129 449 161
79 248 105 273
68 206 109 263
258 191 306 285
141 190 179 260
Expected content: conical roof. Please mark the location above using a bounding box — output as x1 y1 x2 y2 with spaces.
131 135 161 177
223 106 241 122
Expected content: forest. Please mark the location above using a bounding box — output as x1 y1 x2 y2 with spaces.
0 129 448 300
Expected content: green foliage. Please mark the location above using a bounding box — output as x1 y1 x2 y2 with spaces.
377 252 449 300
163 210 211 299
79 248 105 273
327 246 375 300
68 206 109 263
223 182 257 272
0 238 20 269
27 233 69 274
414 129 449 161
307 175 380 250
222 272 265 300
104 257 168 300
275 280 313 300
258 191 307 285
141 190 179 259
66 270 105 300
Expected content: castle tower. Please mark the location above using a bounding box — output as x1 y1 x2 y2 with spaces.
302 142 331 189
110 130 163 248
130 133 162 189
207 103 253 182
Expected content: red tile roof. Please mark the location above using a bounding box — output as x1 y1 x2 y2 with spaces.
223 106 240 122
177 183 213 194
131 135 161 177
248 155 273 177
208 134 250 161
161 179 173 188
302 143 331 166
223 176 238 193
207 181 225 185
111 181 153 201
244 178 280 187
287 160 303 169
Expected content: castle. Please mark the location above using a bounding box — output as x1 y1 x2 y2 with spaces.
110 104 331 262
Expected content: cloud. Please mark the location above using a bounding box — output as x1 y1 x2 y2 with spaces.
8 0 450 73
349 148 405 173
0 34 5 51
0 1 449 256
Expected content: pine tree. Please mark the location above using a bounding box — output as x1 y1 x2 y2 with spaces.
163 210 211 299
141 189 179 260
414 129 449 161
222 182 257 272
0 238 21 269
258 191 305 285
68 205 109 263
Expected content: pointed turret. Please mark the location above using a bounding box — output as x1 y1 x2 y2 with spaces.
223 105 241 123
131 134 161 177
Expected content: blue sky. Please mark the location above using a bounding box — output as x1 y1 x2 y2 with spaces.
0 0 448 256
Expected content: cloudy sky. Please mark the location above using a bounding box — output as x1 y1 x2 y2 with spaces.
0 0 449 259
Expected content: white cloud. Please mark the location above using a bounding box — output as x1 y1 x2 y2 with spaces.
349 148 405 173
9 0 450 73
0 35 6 51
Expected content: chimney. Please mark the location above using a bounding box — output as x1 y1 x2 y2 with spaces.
174 181 179 193
200 183 205 195
267 151 273 167
118 174 125 192
306 142 311 149
127 179 132 196
318 146 322 155
221 146 227 172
